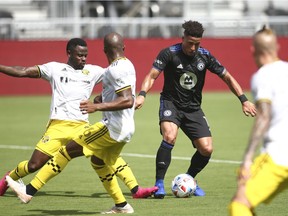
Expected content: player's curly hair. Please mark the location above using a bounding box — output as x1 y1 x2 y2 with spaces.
182 20 204 38
66 38 87 52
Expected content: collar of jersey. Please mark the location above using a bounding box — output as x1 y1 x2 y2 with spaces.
111 57 126 64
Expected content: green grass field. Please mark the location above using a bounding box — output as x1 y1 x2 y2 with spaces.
0 93 287 216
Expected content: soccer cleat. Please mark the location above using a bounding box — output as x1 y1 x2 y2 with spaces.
132 186 158 199
0 171 10 196
154 179 166 199
5 176 32 204
101 203 134 214
193 183 205 196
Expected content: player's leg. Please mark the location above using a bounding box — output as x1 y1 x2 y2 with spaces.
1 120 60 196
83 123 133 213
9 150 51 180
112 156 158 198
154 99 180 199
91 155 133 213
187 137 212 196
182 109 212 196
1 150 51 196
6 140 84 203
93 160 134 214
229 154 288 216
2 120 86 196
154 121 178 199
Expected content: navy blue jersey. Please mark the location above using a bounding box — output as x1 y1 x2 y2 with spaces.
153 43 225 111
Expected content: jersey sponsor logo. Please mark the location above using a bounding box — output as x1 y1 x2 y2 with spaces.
197 61 205 71
179 72 197 90
60 76 91 84
163 109 172 117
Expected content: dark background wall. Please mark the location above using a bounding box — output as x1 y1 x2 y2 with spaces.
0 37 287 95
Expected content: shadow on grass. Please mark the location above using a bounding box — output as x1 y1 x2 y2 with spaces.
5 190 162 198
5 190 173 200
22 209 98 215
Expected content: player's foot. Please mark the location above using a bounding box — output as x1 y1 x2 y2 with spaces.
154 179 166 199
132 186 158 198
194 183 205 196
101 203 134 214
0 171 10 196
5 176 32 203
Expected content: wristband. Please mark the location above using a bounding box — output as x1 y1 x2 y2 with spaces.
138 90 147 97
238 94 248 104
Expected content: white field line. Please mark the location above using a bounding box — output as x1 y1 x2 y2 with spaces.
0 145 241 165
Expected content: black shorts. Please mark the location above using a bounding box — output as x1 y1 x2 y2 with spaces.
159 98 212 142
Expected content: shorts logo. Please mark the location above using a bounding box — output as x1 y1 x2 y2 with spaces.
180 72 197 90
41 135 50 143
163 110 172 117
197 61 205 71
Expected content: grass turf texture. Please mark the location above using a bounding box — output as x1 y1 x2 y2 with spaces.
0 92 287 216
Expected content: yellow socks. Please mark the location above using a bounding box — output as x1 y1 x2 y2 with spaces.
9 160 29 180
91 161 126 204
112 157 138 191
30 147 71 190
228 201 255 216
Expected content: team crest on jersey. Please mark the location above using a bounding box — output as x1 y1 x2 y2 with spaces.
163 110 172 117
179 72 197 90
82 69 90 75
41 135 50 143
197 61 205 71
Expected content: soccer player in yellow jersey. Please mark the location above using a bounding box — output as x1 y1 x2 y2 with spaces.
0 38 157 200
7 32 144 213
228 26 288 215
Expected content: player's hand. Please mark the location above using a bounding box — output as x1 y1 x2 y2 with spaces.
242 101 257 117
80 100 98 114
135 95 145 110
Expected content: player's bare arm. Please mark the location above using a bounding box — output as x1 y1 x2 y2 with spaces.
0 65 40 78
221 71 257 117
80 88 134 114
243 101 271 164
135 68 161 109
238 101 271 182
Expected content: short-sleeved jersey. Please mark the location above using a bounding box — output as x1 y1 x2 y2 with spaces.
251 60 288 166
38 62 104 122
101 57 136 142
153 43 225 111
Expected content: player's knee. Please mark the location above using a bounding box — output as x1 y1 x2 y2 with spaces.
163 134 176 144
198 144 213 156
27 161 43 173
194 138 213 156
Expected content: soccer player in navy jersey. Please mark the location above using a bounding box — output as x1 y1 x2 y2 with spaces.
136 20 257 198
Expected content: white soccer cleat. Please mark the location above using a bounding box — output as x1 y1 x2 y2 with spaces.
5 176 32 204
101 203 134 214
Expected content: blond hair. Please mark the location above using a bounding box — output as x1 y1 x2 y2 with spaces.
253 25 278 55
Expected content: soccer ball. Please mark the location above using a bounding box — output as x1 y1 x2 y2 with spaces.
171 173 197 198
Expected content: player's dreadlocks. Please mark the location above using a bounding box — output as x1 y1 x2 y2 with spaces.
182 20 204 38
